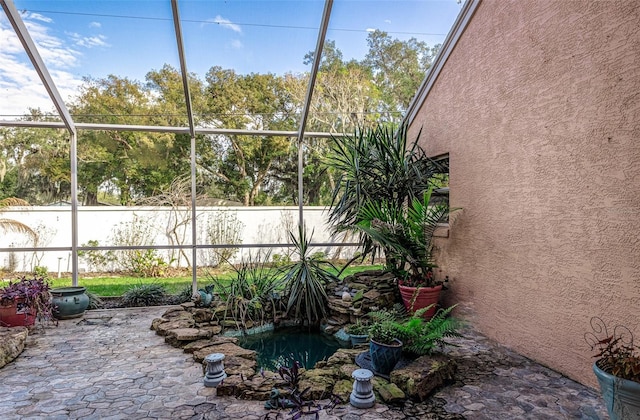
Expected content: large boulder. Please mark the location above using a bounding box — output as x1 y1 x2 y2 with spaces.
390 354 456 402
0 327 28 369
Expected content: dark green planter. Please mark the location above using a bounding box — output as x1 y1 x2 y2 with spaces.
593 361 640 420
369 338 403 375
51 287 89 319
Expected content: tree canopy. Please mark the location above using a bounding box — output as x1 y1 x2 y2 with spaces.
0 33 439 206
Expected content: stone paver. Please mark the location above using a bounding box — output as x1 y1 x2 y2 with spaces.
0 307 608 419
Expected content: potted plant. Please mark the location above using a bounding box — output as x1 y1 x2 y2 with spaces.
345 320 369 346
0 275 55 327
357 187 454 317
585 317 640 420
367 310 403 375
327 123 445 270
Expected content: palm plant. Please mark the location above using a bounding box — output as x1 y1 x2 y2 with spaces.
0 197 37 241
282 225 339 326
327 123 444 269
357 187 453 285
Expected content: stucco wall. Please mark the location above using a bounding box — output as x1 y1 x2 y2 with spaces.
409 0 640 387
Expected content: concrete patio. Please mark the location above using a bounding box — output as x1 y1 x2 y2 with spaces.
0 306 609 419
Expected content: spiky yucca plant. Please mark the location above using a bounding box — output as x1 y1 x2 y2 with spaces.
282 225 339 326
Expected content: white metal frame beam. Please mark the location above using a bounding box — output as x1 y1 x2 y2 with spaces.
170 0 199 295
1 0 82 286
296 0 333 228
0 120 341 138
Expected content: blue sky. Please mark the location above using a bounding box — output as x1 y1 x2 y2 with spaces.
1 0 463 118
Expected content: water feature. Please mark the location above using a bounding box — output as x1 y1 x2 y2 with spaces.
237 327 346 370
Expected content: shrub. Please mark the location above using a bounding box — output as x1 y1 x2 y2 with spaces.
121 283 167 307
85 290 104 310
204 211 244 267
206 251 283 329
130 249 171 278
395 304 461 356
78 239 115 272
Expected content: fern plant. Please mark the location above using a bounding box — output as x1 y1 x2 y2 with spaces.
397 304 462 356
367 304 461 355
367 308 404 344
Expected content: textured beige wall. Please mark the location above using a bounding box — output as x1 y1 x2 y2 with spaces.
409 0 640 387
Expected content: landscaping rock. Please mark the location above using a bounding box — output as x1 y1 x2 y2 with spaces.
220 355 257 378
299 368 335 400
332 379 353 402
153 319 195 336
215 375 247 397
0 327 28 369
373 377 406 404
192 308 215 323
182 336 238 354
391 354 456 402
326 348 360 367
193 342 256 363
198 325 222 336
164 328 211 346
239 375 283 400
337 363 360 380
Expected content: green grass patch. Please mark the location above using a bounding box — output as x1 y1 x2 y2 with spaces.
49 264 384 297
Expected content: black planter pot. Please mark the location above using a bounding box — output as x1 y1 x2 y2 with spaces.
369 338 402 375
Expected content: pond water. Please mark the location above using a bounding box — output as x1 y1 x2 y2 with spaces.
237 328 346 370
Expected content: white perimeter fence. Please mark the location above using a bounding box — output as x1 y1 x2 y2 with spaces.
0 206 360 274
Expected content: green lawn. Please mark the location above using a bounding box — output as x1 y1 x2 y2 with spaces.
49 264 383 296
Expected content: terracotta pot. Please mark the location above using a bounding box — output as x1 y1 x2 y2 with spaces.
0 299 36 327
398 283 442 318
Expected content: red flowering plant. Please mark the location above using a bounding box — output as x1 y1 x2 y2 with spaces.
0 275 56 324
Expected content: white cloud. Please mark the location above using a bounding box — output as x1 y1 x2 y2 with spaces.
230 39 243 49
67 32 110 48
89 21 101 28
205 15 242 33
0 14 83 118
366 28 376 32
26 12 52 23
384 19 392 24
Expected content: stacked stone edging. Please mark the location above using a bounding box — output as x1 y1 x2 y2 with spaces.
0 326 28 368
150 300 456 404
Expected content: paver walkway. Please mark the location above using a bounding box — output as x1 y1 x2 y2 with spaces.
0 306 608 419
